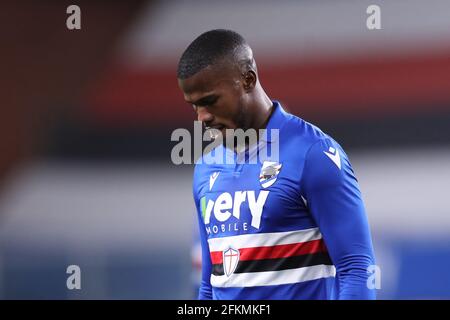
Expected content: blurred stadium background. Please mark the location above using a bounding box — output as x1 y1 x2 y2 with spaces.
1 0 450 299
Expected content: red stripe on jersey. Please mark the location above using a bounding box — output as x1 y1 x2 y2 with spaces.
210 239 327 265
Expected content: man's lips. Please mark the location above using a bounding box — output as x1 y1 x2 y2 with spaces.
206 124 225 130
205 124 226 139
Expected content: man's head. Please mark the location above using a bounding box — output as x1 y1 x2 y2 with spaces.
177 29 260 135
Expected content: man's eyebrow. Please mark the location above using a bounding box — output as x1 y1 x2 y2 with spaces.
187 95 218 106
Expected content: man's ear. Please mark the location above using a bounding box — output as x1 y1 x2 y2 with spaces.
242 70 257 91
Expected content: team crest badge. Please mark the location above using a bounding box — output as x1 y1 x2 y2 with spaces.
223 247 240 277
259 161 282 188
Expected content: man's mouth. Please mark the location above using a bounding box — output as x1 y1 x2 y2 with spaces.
206 124 225 130
205 124 225 139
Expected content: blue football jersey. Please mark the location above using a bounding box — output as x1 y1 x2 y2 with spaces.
193 101 376 300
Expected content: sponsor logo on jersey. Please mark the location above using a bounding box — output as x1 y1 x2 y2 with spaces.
200 190 269 234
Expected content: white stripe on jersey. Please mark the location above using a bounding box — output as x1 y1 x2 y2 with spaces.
211 264 336 288
207 227 322 252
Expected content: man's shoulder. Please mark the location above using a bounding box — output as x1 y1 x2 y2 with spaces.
281 112 336 152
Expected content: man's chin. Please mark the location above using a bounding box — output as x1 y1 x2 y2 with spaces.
205 128 224 140
204 128 229 147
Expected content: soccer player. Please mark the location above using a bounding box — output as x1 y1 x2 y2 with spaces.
177 29 376 300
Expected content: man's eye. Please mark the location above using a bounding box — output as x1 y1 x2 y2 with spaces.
201 97 218 106
192 97 218 108
204 98 217 106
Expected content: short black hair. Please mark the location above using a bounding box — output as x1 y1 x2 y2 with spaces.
177 29 248 80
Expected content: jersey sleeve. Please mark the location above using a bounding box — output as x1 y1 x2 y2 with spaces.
301 138 376 300
193 170 213 300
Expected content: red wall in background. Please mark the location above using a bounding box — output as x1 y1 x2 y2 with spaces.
87 51 450 125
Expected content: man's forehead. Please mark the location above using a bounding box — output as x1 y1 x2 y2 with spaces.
179 66 225 94
179 66 216 94
179 61 237 92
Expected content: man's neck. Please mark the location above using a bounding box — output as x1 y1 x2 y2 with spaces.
233 93 273 154
250 90 273 131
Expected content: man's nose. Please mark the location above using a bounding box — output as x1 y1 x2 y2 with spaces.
195 106 214 123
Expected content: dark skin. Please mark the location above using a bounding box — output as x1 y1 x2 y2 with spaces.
177 49 273 147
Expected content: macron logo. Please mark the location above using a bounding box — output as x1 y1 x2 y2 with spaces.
209 172 220 190
324 147 341 170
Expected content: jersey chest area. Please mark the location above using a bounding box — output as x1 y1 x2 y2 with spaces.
200 160 312 238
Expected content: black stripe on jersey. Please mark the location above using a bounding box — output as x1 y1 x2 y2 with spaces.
212 251 333 276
